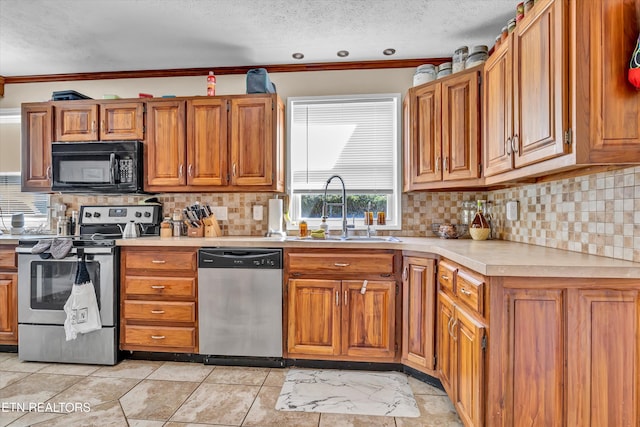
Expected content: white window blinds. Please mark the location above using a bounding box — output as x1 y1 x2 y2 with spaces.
0 173 49 216
290 95 399 193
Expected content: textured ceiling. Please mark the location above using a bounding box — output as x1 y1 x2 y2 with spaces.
0 0 516 77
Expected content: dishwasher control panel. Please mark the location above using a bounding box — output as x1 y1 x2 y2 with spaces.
198 248 282 269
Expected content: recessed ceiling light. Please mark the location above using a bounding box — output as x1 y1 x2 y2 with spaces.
383 48 396 56
337 50 349 58
292 52 304 60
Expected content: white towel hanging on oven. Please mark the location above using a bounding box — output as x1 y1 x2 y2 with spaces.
63 252 101 341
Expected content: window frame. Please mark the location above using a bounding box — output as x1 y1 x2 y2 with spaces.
286 93 402 231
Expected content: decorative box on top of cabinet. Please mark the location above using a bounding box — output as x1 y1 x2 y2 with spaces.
120 247 198 353
145 93 284 193
0 245 18 345
403 65 483 191
483 0 640 184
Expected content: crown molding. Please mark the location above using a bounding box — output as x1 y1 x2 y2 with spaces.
3 58 452 84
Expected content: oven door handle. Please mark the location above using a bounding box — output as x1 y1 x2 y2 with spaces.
109 153 117 184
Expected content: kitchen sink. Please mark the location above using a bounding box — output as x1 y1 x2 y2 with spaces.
284 235 401 243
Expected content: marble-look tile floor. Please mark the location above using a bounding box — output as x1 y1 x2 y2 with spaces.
0 352 463 426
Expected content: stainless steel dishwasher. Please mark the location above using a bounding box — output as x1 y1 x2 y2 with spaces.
198 248 283 359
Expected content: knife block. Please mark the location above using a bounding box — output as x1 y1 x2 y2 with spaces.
187 226 204 237
203 214 222 237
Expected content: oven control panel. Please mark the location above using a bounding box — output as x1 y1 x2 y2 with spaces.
80 205 162 225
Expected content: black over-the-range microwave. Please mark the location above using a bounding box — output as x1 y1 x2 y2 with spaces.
51 140 144 193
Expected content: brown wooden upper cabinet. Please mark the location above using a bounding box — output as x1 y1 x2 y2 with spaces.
483 0 640 183
145 94 284 192
54 101 144 142
403 66 482 191
21 103 53 191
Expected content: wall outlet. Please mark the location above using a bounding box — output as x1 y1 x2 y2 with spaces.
210 206 228 221
506 200 519 221
253 205 264 221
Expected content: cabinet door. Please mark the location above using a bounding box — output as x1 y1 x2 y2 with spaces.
502 288 564 427
342 280 396 359
575 0 640 162
402 257 436 370
187 98 228 186
55 104 99 141
483 43 514 177
146 100 186 187
437 290 456 398
287 279 341 356
402 91 414 191
441 70 480 181
454 306 485 427
21 104 53 191
0 273 18 345
512 0 568 168
410 83 442 184
229 96 273 187
567 289 639 427
99 102 144 140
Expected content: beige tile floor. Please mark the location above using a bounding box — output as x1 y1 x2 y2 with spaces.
0 352 463 426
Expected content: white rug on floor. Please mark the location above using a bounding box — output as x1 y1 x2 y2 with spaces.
275 369 420 417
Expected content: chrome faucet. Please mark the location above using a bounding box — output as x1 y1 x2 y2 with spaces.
323 175 348 239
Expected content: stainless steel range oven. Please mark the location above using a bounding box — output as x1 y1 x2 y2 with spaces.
16 204 161 365
17 243 118 365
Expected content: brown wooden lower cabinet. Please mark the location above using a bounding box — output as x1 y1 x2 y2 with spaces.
402 256 437 373
487 277 640 427
0 245 18 345
120 247 198 353
285 249 400 362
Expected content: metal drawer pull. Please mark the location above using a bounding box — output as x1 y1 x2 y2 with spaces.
447 317 453 337
344 290 348 306
335 291 339 306
151 335 165 340
402 266 408 282
460 288 472 296
150 285 165 289
441 275 449 280
150 310 165 314
451 320 458 341
360 280 368 295
334 263 350 267
151 260 166 264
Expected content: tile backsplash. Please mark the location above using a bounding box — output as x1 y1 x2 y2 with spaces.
53 165 640 263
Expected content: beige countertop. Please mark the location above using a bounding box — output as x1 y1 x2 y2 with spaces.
115 235 640 279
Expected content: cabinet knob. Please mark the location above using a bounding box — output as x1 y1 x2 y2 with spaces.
506 137 512 155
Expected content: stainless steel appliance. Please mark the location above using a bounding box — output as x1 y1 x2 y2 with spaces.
198 248 283 360
16 204 161 365
51 141 144 193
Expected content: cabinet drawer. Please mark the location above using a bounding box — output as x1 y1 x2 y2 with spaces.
456 270 484 314
124 276 196 298
288 253 394 275
123 325 196 348
125 250 196 272
123 300 196 322
437 260 457 294
0 247 17 269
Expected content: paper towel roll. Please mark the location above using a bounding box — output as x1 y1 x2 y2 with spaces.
268 198 284 233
